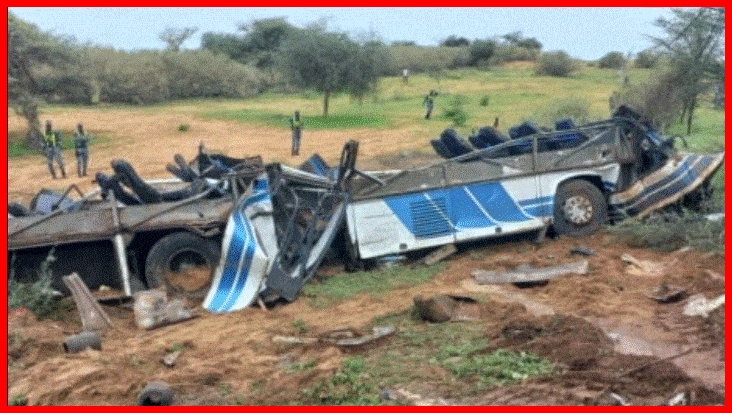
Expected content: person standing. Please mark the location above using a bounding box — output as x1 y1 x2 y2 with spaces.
43 120 66 179
73 123 90 177
289 111 303 156
423 89 438 120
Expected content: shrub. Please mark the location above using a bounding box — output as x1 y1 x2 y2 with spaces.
386 45 469 76
469 40 497 66
443 95 469 126
535 51 579 77
634 49 659 69
490 44 540 64
479 95 490 107
177 123 190 132
8 248 61 318
613 67 686 130
537 97 591 125
598 51 626 69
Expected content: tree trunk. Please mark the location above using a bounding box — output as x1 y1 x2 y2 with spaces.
686 96 696 135
323 90 330 117
21 102 43 151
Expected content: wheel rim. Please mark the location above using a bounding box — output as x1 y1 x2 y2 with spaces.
562 195 594 225
164 249 213 296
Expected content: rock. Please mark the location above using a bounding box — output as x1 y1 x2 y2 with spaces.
413 295 457 323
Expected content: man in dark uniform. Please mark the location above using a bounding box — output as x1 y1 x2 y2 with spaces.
289 111 303 156
43 120 66 179
73 123 90 177
423 89 439 119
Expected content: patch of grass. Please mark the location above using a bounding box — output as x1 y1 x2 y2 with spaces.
9 394 28 406
290 358 317 372
202 109 387 130
303 264 444 309
436 348 553 387
608 211 725 252
291 318 308 336
178 123 190 132
302 356 382 405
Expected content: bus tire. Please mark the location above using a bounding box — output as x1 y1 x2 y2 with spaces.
553 179 607 237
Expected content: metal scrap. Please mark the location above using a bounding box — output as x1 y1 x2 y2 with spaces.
647 284 686 303
62 273 115 331
271 325 396 347
133 290 193 330
471 260 589 284
682 294 725 318
418 244 457 266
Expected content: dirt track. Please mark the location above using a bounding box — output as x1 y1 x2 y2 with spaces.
6 111 725 405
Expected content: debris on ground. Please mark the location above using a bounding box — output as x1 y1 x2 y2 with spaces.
138 381 175 406
570 245 595 256
416 244 457 266
682 294 725 318
647 284 687 303
413 294 481 322
63 331 102 353
272 325 396 348
62 273 115 331
620 254 667 277
162 350 181 367
471 260 588 284
133 290 193 329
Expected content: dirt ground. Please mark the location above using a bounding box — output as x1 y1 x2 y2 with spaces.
7 233 725 405
6 111 726 405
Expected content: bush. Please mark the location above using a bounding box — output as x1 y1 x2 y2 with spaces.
490 44 540 65
469 40 497 66
536 97 591 125
598 51 626 69
479 95 490 107
613 67 686 130
386 45 469 76
178 123 190 132
634 49 659 69
535 51 579 77
8 248 61 318
443 95 469 126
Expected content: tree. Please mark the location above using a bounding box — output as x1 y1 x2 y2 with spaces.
598 51 626 69
279 27 378 116
346 39 389 104
468 39 497 65
159 26 198 52
237 18 297 70
652 7 724 134
7 12 73 149
201 32 247 61
441 35 470 47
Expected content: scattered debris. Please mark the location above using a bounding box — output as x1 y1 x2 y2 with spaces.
609 392 631 406
393 388 449 406
682 294 725 318
417 244 457 266
62 273 115 331
672 246 693 255
133 290 193 330
272 325 396 347
703 269 724 282
413 294 481 322
647 284 687 303
471 260 588 284
162 350 181 367
570 245 595 256
667 392 687 406
138 381 175 406
533 224 549 244
63 331 102 353
272 336 319 345
620 254 666 277
332 325 396 347
704 212 724 222
376 255 407 269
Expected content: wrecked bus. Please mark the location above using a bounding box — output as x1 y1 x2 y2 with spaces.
203 107 723 311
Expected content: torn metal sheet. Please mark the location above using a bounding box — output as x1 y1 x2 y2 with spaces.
471 260 589 284
610 152 725 219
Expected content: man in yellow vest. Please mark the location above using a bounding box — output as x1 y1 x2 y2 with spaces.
289 111 303 156
43 120 66 179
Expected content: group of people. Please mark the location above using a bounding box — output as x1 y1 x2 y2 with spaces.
42 121 90 179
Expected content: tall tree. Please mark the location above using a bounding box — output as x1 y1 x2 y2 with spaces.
159 26 198 52
279 27 374 117
652 7 725 134
7 12 73 149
